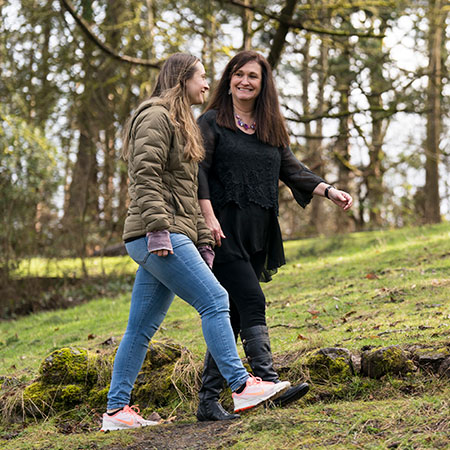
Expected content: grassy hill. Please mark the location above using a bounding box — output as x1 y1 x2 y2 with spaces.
1 223 449 449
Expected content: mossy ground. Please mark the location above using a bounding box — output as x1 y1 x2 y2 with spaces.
0 223 449 449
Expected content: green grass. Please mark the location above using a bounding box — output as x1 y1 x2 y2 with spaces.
265 223 450 354
1 223 449 449
0 290 205 377
219 390 450 449
14 256 136 278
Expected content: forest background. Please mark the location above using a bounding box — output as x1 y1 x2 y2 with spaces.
1 0 449 284
1 2 450 447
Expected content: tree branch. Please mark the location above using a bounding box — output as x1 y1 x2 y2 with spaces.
290 132 341 140
59 0 162 68
283 103 421 124
221 0 384 38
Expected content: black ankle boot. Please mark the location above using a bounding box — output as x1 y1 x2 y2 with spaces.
241 325 309 408
270 382 309 408
196 351 240 422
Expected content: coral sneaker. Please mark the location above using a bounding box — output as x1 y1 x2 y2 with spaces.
100 405 159 431
232 375 290 413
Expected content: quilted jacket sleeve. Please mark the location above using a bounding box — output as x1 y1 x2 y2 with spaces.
195 203 214 247
131 107 173 233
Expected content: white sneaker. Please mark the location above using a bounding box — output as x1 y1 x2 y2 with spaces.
232 375 290 413
100 405 159 431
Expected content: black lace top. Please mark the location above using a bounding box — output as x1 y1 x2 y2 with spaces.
198 109 324 213
197 109 325 279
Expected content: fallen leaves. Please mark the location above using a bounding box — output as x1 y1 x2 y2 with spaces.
372 287 405 303
366 273 379 280
341 310 357 323
307 309 320 319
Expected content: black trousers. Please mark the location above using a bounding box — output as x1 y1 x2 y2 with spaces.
212 251 267 338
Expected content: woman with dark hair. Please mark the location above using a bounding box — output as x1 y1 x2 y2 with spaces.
196 51 353 422
100 53 290 432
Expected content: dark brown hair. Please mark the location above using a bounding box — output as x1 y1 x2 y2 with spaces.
205 51 289 148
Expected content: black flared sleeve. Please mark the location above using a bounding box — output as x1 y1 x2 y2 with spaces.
197 111 218 200
279 146 325 208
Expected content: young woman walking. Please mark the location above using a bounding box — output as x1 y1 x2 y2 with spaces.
100 53 289 432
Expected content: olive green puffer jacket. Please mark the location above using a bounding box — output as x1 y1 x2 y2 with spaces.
122 99 213 248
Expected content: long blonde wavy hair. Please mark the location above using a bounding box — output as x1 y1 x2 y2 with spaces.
122 53 205 162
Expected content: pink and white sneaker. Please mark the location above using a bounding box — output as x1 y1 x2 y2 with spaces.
100 405 159 431
232 375 290 413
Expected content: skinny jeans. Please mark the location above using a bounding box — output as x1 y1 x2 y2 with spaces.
107 233 249 409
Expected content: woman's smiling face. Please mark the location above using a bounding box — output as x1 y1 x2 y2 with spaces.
186 61 209 105
230 60 262 103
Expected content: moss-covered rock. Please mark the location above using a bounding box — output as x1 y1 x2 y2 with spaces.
15 341 188 421
23 381 55 415
40 347 98 387
305 347 355 382
23 381 88 416
144 341 182 369
409 346 450 372
439 358 450 377
60 384 84 406
132 341 185 410
361 346 416 379
88 386 110 408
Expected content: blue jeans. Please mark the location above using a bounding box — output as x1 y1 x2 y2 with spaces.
107 233 249 409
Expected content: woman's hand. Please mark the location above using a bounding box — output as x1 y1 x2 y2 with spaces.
147 230 174 257
199 199 226 247
151 249 174 257
328 188 353 211
205 214 226 247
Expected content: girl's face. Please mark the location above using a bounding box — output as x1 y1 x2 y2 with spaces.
186 62 209 105
230 60 262 104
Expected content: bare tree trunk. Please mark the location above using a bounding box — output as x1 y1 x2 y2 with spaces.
146 0 158 90
366 104 386 228
424 0 443 224
102 127 115 226
98 0 127 239
307 35 328 234
202 1 217 87
298 36 321 235
62 116 97 259
366 23 389 229
333 46 355 232
267 0 298 69
35 0 52 126
241 0 254 50
61 1 98 260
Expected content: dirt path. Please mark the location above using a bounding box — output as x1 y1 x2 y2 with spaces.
108 421 238 450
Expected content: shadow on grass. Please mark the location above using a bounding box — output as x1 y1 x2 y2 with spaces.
0 274 134 320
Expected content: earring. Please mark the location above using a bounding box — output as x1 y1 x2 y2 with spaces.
228 88 231 95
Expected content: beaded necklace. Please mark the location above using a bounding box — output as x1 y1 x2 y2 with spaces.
235 114 256 131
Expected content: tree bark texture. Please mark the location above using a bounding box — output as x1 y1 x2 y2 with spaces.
424 0 443 224
267 0 298 68
366 21 390 229
241 0 254 50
